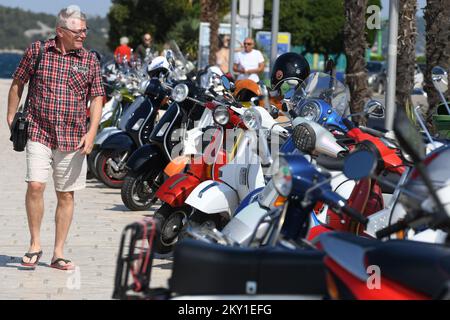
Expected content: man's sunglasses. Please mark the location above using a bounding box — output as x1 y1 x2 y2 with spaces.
61 26 89 37
244 42 253 46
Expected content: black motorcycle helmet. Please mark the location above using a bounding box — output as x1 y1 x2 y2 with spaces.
270 52 310 90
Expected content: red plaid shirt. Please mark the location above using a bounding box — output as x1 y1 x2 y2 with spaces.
13 38 105 151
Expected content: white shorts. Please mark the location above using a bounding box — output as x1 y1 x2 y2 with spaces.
25 140 87 192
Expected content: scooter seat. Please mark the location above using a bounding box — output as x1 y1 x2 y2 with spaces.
169 239 326 296
367 239 450 298
320 232 450 298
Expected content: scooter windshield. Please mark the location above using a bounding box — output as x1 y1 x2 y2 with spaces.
290 72 349 117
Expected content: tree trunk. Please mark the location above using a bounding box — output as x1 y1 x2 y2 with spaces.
424 0 450 128
396 0 417 114
344 0 370 125
201 0 220 66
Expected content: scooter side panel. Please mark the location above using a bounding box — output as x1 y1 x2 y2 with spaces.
222 201 270 246
155 173 202 208
185 180 238 216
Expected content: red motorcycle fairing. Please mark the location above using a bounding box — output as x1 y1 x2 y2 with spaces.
347 128 405 175
155 173 204 208
308 177 384 242
324 256 429 300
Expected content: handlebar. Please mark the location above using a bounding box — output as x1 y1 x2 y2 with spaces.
359 126 386 138
341 205 369 226
375 219 407 239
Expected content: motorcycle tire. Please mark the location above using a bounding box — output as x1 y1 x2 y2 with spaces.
96 149 128 188
153 204 192 254
121 171 162 211
87 148 101 181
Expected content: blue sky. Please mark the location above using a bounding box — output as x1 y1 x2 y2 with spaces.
0 0 112 16
0 0 428 18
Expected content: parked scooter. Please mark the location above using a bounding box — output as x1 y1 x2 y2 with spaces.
321 108 450 300
94 57 172 188
120 71 220 210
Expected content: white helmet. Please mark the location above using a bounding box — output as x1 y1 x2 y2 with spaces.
147 56 170 78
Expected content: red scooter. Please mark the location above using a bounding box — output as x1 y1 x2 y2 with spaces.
307 119 406 239
152 100 246 254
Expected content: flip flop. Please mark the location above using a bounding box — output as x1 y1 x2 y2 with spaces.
50 258 75 271
21 250 43 267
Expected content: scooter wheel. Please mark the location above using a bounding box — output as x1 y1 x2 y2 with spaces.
87 148 101 181
153 204 191 254
96 150 128 188
121 171 161 211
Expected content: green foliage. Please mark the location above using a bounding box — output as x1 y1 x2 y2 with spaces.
166 18 200 60
370 54 385 61
108 0 194 51
262 0 381 56
416 55 426 64
0 5 109 54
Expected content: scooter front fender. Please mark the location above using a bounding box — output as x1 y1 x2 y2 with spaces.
156 173 202 208
95 127 121 145
185 180 238 217
125 144 165 175
100 132 136 152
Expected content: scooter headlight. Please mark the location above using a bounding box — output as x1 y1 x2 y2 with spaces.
292 123 316 154
138 79 150 95
273 157 292 197
213 105 230 126
298 101 321 122
243 107 262 130
171 83 189 102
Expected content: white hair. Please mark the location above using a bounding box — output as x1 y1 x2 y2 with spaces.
56 5 86 28
120 37 129 45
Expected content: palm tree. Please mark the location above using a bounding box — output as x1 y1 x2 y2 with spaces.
201 0 220 65
344 0 370 125
396 0 417 114
424 0 450 128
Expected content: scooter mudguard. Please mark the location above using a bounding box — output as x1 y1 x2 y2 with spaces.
185 180 238 216
94 127 121 146
155 173 202 208
125 144 165 174
221 201 271 246
100 132 136 152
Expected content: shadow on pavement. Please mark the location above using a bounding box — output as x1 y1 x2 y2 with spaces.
0 254 50 270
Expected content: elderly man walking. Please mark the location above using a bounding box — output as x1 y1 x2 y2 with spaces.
6 5 104 270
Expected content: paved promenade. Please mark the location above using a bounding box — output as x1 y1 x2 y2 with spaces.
0 79 171 299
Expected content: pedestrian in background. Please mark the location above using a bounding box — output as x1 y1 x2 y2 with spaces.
135 33 156 62
6 5 105 270
114 36 131 64
233 37 265 83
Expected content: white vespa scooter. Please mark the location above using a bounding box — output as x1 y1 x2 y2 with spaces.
184 106 288 226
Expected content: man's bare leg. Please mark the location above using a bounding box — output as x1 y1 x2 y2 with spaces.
23 182 46 264
52 191 75 268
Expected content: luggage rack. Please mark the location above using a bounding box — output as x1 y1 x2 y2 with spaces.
112 217 170 300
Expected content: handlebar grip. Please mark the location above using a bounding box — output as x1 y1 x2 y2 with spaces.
375 220 406 239
341 206 369 226
359 126 385 138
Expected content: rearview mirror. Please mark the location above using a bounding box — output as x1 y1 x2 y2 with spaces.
431 66 448 94
343 150 377 180
364 100 385 118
